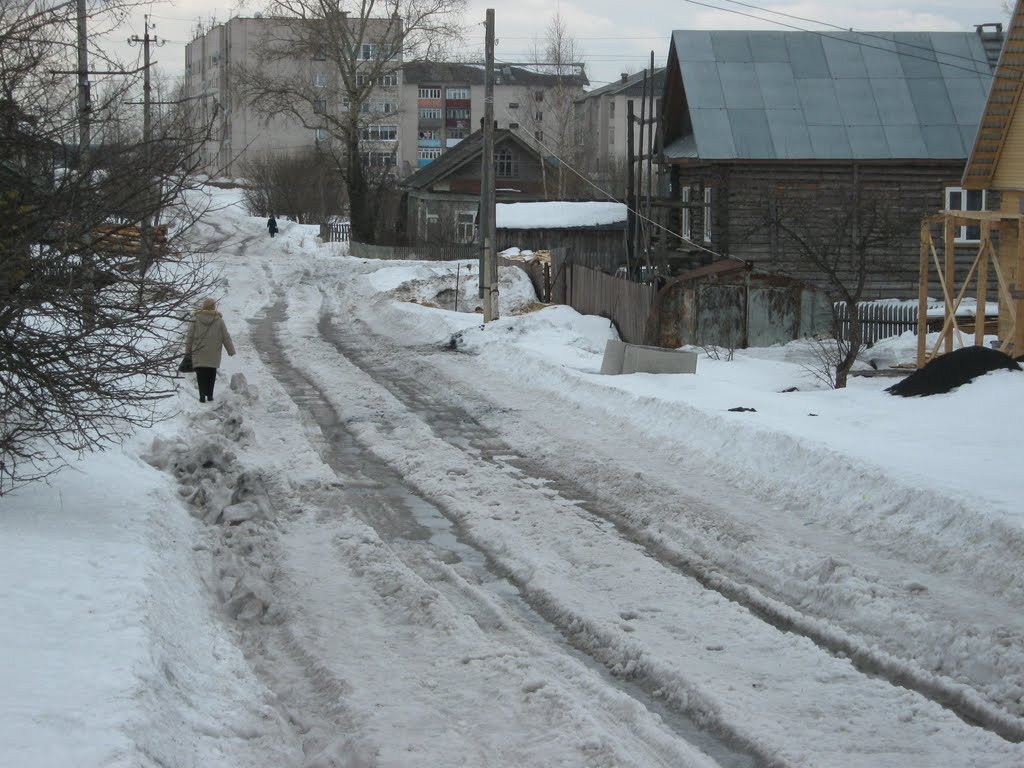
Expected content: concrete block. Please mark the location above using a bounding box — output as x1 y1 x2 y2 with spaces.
601 339 697 375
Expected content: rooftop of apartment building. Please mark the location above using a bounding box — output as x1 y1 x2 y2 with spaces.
578 68 666 101
402 60 589 88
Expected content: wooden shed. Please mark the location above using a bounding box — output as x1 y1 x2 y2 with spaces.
922 1 1024 364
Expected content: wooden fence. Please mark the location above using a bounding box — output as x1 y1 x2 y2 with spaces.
564 263 658 345
349 241 477 261
320 222 351 242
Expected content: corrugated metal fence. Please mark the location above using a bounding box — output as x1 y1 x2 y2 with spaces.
834 301 918 344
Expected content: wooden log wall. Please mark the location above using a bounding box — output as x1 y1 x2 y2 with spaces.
665 162 997 301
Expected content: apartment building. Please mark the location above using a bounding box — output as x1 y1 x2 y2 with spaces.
184 17 588 179
574 68 665 191
397 61 589 177
184 14 402 176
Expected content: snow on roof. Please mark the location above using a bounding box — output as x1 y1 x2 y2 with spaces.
495 201 627 230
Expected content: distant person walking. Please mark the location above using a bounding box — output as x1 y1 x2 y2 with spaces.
267 215 278 238
186 297 236 403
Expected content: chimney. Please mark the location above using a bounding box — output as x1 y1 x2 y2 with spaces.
620 72 628 83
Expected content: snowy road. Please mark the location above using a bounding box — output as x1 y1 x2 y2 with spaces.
155 199 1024 766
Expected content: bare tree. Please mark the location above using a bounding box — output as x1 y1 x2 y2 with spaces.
1 0 218 492
241 146 348 223
233 0 465 241
763 177 918 388
515 11 587 198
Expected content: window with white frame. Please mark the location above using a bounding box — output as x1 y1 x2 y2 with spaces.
419 107 441 120
313 71 327 88
356 74 370 87
314 127 328 141
360 43 378 60
945 186 987 242
361 123 397 141
418 87 441 99
703 187 713 243
365 151 394 167
417 147 442 160
447 107 470 120
680 186 691 242
495 149 518 177
378 73 398 86
457 211 476 243
375 101 395 114
314 98 327 114
446 86 470 99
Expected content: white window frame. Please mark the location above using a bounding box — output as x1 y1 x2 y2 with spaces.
446 86 470 100
313 71 327 88
945 186 987 242
417 147 442 160
314 127 328 141
703 187 713 243
362 123 398 141
419 107 441 120
418 87 441 99
680 186 691 242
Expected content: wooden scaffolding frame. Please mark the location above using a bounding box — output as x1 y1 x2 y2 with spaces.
918 210 1024 368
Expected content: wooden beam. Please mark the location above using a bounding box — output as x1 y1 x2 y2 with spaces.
944 216 955 355
977 222 990 349
917 222 930 368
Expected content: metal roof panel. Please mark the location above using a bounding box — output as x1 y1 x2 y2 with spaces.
711 30 753 62
895 33 941 78
847 125 892 157
755 62 801 108
921 124 966 158
729 109 775 156
719 63 764 109
690 109 737 158
835 79 881 126
796 78 842 125
786 34 830 78
907 77 955 124
684 61 727 108
821 36 869 78
807 124 853 158
765 109 814 158
748 31 790 62
870 78 919 125
676 30 715 62
883 125 929 156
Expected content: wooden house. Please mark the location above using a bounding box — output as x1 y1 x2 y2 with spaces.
922 0 1024 361
400 128 555 246
495 200 627 273
658 26 1004 300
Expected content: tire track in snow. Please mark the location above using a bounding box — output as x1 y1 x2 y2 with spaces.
315 304 1024 746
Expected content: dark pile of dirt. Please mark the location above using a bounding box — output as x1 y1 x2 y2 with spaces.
886 346 1021 397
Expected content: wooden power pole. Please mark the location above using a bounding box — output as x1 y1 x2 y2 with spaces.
480 8 498 321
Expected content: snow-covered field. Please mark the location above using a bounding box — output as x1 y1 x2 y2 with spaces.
3 185 1024 767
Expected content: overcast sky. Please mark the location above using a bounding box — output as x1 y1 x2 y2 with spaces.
110 0 1010 89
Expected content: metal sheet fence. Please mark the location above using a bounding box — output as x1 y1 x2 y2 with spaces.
834 301 918 344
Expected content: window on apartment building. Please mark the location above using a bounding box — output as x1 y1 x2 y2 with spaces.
495 149 518 178
945 186 986 242
534 90 544 102
609 101 615 119
703 187 713 243
314 99 327 114
446 87 470 99
419 107 441 120
535 111 543 122
418 87 441 99
375 101 395 114
680 186 691 242
360 43 377 60
417 147 442 160
313 72 327 88
313 47 326 61
356 74 370 87
608 126 615 146
447 108 470 120
361 124 398 141
448 127 469 139
509 122 520 129
534 130 543 143
379 73 398 86
314 128 328 141
508 102 519 110
365 151 395 167
418 129 439 140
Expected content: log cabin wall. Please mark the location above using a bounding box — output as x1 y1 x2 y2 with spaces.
667 161 1000 301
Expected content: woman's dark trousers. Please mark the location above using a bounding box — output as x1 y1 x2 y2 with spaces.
195 367 217 402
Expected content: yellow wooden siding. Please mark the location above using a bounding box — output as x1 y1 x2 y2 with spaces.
992 100 1024 189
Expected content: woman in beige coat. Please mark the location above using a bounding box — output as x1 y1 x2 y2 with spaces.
186 298 236 402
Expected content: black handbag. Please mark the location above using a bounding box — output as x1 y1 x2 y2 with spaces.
178 353 194 373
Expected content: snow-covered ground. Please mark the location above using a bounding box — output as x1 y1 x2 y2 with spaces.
3 185 1024 767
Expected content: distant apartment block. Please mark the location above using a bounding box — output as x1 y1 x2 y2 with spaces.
184 17 588 179
574 69 665 190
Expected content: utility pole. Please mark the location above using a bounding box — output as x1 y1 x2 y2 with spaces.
129 15 163 278
480 8 498 321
